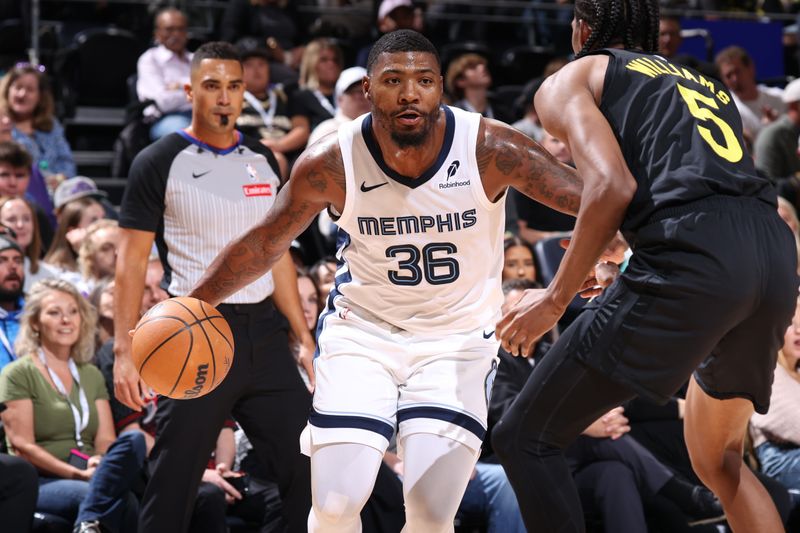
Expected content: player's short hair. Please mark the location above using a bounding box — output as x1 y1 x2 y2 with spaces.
574 0 659 58
366 29 440 74
191 41 241 72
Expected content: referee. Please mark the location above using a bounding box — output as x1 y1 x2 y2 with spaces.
113 42 313 533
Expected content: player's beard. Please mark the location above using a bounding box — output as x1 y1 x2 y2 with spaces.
374 106 439 149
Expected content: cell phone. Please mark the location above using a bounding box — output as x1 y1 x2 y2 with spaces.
68 448 89 470
227 473 250 497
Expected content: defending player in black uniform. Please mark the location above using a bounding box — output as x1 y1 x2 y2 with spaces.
494 1 798 532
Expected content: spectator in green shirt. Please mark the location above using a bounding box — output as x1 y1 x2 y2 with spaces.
0 279 145 533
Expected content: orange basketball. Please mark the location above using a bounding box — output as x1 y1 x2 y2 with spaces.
131 297 234 400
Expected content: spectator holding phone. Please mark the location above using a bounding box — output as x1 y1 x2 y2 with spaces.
0 279 145 533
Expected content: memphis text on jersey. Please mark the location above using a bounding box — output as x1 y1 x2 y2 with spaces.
357 209 477 236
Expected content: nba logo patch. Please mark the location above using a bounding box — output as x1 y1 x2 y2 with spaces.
245 163 259 182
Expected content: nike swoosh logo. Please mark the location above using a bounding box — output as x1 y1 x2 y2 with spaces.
192 170 211 179
483 330 495 339
360 181 388 193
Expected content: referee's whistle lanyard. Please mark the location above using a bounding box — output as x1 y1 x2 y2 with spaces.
38 348 90 450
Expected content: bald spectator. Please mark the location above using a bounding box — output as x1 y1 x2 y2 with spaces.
308 67 370 146
715 46 785 141
137 8 193 141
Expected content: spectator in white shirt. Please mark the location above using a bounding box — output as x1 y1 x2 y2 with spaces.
715 46 785 143
308 67 370 146
136 8 193 141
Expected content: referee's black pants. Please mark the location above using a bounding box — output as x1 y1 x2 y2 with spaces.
139 298 312 533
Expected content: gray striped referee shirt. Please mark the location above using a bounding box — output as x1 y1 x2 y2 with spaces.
119 130 282 304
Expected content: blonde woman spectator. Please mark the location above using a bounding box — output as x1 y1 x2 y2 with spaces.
0 196 58 292
0 279 145 533
77 219 119 296
292 39 344 131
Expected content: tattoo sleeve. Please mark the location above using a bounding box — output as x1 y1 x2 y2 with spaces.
191 143 342 306
478 121 583 216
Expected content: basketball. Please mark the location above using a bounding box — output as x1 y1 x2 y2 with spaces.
131 297 234 400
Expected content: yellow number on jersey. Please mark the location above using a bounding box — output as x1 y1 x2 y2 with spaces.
676 84 743 163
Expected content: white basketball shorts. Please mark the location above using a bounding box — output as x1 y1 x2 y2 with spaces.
300 301 500 457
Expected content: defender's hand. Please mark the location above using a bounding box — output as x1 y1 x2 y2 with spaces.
497 288 564 357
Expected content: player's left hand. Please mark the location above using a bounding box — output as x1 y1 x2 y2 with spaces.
497 288 564 357
297 337 316 393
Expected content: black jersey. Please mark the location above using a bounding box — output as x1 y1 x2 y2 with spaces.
591 48 774 236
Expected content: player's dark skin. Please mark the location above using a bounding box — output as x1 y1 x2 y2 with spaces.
190 50 585 309
495 15 783 532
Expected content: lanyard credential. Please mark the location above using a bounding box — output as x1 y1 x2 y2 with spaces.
244 90 277 130
313 90 336 117
38 349 90 449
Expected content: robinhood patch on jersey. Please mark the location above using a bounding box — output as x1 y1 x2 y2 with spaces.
243 183 272 197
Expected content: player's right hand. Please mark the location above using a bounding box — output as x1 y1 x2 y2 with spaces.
113 342 153 411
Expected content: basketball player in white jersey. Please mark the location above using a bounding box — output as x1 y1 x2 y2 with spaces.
190 30 583 532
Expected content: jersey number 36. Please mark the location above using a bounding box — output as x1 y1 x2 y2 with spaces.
386 242 460 286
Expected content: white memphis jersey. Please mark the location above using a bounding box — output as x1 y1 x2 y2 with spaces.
330 105 505 335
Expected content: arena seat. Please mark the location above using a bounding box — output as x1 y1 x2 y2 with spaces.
55 27 145 113
31 512 72 533
0 19 28 72
498 45 555 86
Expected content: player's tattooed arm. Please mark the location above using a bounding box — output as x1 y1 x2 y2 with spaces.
477 118 582 216
190 137 345 306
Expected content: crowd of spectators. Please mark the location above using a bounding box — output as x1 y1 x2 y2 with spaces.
0 0 799 532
